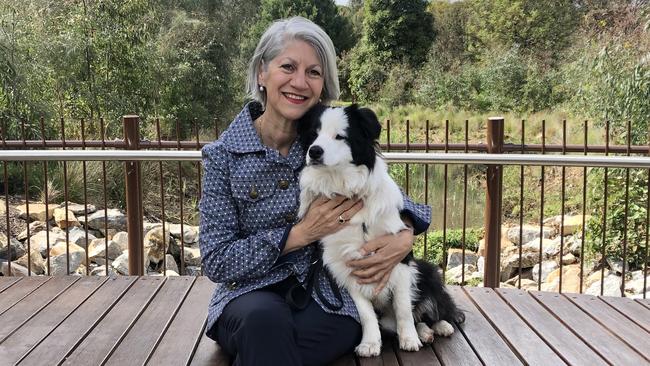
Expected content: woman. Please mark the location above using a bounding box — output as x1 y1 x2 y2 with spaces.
199 17 431 366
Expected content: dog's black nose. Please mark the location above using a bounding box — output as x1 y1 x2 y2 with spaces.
308 145 323 160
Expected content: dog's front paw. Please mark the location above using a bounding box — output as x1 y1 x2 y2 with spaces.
355 341 382 357
432 320 454 337
416 323 434 344
398 336 422 352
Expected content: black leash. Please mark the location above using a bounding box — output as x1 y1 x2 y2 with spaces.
286 244 344 311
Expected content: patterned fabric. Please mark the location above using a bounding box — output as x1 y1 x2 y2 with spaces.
199 101 432 338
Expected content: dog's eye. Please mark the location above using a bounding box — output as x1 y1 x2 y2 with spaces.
335 134 345 140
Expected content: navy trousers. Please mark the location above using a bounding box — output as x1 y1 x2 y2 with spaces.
212 277 361 366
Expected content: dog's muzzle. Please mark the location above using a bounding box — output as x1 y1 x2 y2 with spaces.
307 145 324 165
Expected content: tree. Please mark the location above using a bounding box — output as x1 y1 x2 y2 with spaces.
466 0 580 67
244 0 357 57
347 0 434 102
362 0 434 67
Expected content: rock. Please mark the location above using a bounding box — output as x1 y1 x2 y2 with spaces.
564 235 583 256
60 201 97 216
542 265 581 293
78 209 127 234
144 226 172 264
447 249 478 269
16 203 56 222
14 249 47 275
53 207 80 228
0 260 29 276
506 225 554 245
30 230 67 257
66 227 96 249
184 266 202 276
164 254 179 274
561 253 577 265
532 260 559 283
585 273 622 296
112 232 129 248
553 214 590 236
1 232 26 260
165 269 180 276
111 250 150 275
183 246 203 267
625 271 650 295
445 264 477 285
606 257 628 275
500 241 545 281
49 243 86 275
519 279 539 291
169 224 199 244
17 221 48 241
88 238 126 264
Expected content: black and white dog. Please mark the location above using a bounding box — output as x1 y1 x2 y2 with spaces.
297 104 465 357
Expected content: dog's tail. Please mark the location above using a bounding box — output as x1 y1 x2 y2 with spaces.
413 258 466 326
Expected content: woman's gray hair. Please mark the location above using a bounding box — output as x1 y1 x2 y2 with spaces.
247 16 340 106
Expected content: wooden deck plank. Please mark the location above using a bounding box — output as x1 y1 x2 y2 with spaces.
398 344 441 366
464 287 566 366
0 277 49 315
0 277 107 365
105 276 195 365
189 333 231 366
447 286 522 366
431 322 480 366
598 295 650 333
634 297 650 310
564 293 650 360
0 276 21 292
358 337 399 366
146 276 216 365
59 276 166 366
531 291 649 365
17 276 136 366
497 288 608 366
0 276 78 341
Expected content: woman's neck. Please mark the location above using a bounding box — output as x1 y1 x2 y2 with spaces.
256 113 296 156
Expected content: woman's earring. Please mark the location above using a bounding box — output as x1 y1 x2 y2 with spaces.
259 85 265 92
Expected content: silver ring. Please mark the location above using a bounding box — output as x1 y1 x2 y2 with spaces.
338 215 346 224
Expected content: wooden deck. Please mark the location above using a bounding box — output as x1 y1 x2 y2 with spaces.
0 276 648 366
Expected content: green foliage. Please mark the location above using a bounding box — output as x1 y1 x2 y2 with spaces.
466 0 579 66
363 0 434 66
585 168 649 270
245 0 356 57
348 0 434 102
414 228 482 265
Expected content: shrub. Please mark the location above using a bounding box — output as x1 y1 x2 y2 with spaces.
414 228 482 266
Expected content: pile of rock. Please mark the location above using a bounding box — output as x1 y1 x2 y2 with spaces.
444 214 649 298
0 201 201 277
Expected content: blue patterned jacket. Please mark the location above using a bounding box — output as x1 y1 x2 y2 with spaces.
199 102 431 338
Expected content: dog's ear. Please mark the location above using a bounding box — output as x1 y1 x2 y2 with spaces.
356 106 382 141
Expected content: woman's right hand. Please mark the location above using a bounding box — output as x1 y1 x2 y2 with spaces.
284 195 363 254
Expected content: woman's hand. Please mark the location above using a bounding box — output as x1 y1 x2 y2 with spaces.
284 195 363 254
346 228 414 296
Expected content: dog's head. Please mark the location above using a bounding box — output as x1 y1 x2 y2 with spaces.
297 104 382 171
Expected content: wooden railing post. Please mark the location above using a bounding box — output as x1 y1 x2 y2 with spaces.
124 115 144 275
484 117 504 288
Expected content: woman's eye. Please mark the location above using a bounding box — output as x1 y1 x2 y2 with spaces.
335 134 345 140
281 64 294 71
310 69 322 77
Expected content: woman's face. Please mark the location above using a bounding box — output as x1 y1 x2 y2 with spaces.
258 39 324 123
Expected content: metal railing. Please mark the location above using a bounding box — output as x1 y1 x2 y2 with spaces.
1 115 648 299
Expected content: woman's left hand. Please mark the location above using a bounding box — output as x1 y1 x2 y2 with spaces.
346 228 414 296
